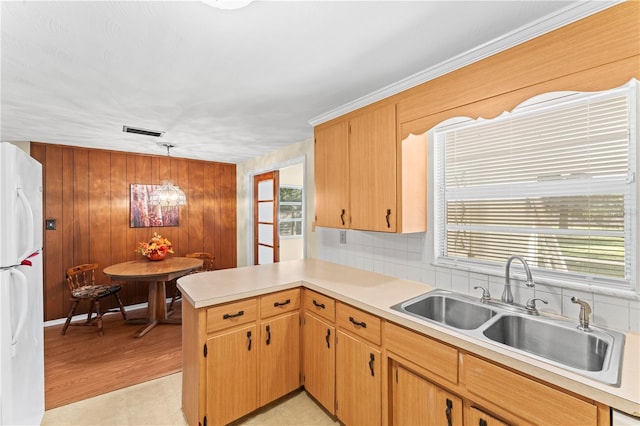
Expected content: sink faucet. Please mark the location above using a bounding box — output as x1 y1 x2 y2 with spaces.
502 256 535 304
571 297 592 332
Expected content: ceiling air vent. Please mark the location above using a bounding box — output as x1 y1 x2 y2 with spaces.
122 125 165 138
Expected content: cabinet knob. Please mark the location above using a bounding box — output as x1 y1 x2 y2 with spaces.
385 209 391 228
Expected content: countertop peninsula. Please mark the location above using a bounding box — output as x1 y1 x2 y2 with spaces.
177 258 640 417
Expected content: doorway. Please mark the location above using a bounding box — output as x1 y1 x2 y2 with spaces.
254 171 279 265
251 162 305 265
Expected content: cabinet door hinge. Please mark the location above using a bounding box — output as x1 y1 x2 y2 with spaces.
203 343 207 358
395 368 398 384
335 400 339 411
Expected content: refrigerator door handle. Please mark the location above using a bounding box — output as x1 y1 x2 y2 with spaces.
16 187 36 262
10 267 30 346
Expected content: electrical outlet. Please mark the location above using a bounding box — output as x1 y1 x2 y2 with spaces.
339 230 347 244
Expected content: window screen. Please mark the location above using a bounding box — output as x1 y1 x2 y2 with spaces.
434 82 637 291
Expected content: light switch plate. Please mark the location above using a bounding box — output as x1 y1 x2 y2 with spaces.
339 230 347 244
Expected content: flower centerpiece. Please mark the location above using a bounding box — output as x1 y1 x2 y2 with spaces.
134 232 174 261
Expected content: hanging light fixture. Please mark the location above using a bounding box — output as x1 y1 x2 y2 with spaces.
149 143 187 207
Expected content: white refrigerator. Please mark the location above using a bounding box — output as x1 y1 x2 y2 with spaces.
0 143 45 425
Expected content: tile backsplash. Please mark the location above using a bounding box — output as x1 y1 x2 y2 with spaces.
315 227 640 333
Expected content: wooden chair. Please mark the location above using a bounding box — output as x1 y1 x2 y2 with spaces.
62 263 127 336
168 252 215 311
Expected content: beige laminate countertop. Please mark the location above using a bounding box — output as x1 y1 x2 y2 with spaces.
177 258 640 417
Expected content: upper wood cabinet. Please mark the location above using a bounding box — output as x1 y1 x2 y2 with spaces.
349 103 397 232
314 120 350 229
314 103 426 233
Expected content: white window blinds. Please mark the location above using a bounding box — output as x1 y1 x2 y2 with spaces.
434 83 637 291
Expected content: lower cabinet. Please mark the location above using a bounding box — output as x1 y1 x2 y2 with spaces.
183 289 612 426
335 302 382 426
336 330 382 426
182 289 301 426
302 312 335 413
259 311 300 406
392 363 462 426
206 324 258 426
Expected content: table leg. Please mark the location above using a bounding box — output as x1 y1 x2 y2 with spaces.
131 280 181 338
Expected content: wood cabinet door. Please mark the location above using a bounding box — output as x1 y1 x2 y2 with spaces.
302 313 336 414
336 331 381 426
392 364 462 426
392 364 431 425
349 103 396 232
466 406 510 426
433 386 463 426
260 312 301 406
206 325 258 426
314 121 350 228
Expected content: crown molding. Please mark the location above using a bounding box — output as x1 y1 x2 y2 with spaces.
308 1 621 127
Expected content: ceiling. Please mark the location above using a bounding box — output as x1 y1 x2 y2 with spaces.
0 1 615 164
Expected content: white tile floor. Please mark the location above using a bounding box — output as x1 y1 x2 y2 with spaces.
41 373 338 426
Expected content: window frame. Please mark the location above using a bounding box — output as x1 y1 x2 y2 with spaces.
430 80 638 295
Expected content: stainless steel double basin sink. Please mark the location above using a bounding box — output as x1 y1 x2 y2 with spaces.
391 290 625 386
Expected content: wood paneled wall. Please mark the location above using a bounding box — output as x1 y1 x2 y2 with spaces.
30 142 237 321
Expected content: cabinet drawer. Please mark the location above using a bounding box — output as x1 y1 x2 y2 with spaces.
462 354 597 426
304 289 336 323
207 298 258 333
337 302 381 346
261 288 300 318
384 322 458 385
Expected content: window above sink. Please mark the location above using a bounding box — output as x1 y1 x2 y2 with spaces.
431 80 638 294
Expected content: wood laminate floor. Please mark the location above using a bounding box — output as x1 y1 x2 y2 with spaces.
44 302 182 410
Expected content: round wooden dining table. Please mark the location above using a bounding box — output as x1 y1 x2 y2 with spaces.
103 256 203 337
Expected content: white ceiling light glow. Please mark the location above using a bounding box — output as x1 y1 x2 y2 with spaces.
200 0 255 10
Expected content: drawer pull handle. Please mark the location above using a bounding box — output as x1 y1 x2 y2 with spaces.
325 329 331 349
223 310 244 320
349 316 367 328
445 398 453 426
247 331 252 351
385 209 391 228
340 209 346 226
312 300 325 309
369 353 375 376
273 299 291 307
266 325 271 345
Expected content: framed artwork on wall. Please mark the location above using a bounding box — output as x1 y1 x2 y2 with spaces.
130 184 179 228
